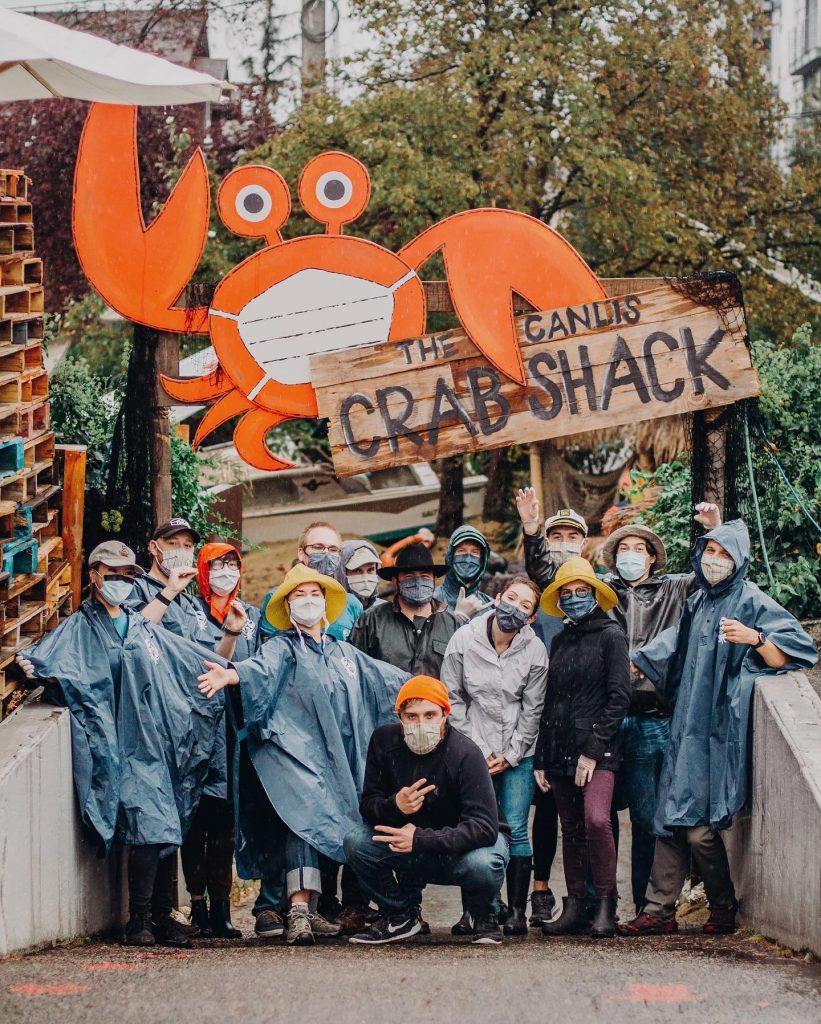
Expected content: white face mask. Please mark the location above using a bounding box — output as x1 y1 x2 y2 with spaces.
157 546 195 576
209 567 240 596
402 721 443 756
701 553 735 586
348 573 379 600
289 595 326 627
548 541 582 566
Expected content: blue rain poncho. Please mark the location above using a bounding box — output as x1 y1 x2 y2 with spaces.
127 572 222 645
434 524 493 611
632 521 818 835
28 599 226 854
230 631 408 868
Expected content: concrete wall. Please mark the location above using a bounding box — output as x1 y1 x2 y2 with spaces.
0 699 123 958
726 672 821 957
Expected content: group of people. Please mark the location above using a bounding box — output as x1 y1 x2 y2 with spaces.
18 484 817 948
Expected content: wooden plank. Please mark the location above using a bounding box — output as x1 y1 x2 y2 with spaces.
311 280 760 477
56 445 86 611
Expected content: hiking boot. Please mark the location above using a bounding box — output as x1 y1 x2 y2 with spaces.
472 913 503 945
254 909 285 938
334 907 367 935
590 897 618 938
703 902 738 935
451 910 474 936
349 915 422 945
123 916 155 947
153 914 194 949
307 911 342 937
529 890 556 928
210 899 242 939
287 905 315 946
616 912 679 937
189 899 213 938
542 896 589 936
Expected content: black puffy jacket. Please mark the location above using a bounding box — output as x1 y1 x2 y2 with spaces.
534 609 631 775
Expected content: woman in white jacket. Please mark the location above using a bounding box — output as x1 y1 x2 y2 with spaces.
442 575 548 936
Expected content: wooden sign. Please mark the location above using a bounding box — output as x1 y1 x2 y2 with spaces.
311 280 760 477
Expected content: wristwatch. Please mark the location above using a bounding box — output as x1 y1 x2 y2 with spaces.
752 631 767 650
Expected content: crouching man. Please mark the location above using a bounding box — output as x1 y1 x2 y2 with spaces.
344 676 510 946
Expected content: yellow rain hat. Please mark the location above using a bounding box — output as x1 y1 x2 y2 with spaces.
540 555 619 618
263 563 348 631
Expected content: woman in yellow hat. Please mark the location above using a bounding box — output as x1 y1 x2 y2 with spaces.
533 557 631 940
196 563 409 948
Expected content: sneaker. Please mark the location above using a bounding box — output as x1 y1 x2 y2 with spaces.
334 907 367 935
529 890 556 928
703 902 738 935
418 915 431 936
451 910 474 936
254 909 285 938
349 915 422 945
616 912 679 937
287 905 315 946
472 913 503 945
153 914 194 949
123 916 156 947
307 911 342 937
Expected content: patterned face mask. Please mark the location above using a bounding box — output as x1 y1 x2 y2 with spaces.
306 551 340 578
402 721 443 755
701 553 734 586
452 552 483 583
157 546 195 576
398 576 435 608
548 541 582 566
558 592 597 622
495 600 529 634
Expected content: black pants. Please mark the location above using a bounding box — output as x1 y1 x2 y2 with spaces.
532 787 559 883
128 845 177 920
318 855 369 914
180 795 235 901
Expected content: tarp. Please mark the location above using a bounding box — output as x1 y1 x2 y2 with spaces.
232 632 409 866
29 600 225 854
633 520 818 834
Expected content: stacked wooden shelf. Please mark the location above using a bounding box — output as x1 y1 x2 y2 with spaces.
0 169 75 719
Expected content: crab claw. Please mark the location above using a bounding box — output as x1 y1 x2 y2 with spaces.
73 104 210 334
234 410 295 472
399 210 606 385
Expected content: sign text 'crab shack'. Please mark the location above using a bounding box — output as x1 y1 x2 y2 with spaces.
310 280 760 477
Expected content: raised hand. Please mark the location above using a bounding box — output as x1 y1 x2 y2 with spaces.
224 600 248 635
455 586 485 619
164 567 198 596
515 486 541 535
693 502 721 530
197 660 239 697
372 823 416 853
395 777 436 815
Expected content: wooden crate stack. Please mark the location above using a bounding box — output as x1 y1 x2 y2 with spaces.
0 169 75 719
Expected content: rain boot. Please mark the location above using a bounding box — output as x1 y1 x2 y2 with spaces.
189 898 213 938
503 857 532 936
542 896 589 936
590 897 618 938
210 899 242 939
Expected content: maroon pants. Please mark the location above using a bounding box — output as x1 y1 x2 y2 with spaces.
549 770 617 899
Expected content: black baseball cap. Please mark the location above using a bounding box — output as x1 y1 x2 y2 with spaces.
152 517 201 543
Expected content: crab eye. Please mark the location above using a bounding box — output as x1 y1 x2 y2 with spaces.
235 184 273 223
315 171 353 209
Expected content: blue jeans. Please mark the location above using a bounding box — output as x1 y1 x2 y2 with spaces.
344 823 509 920
251 831 321 912
493 756 535 857
618 715 670 911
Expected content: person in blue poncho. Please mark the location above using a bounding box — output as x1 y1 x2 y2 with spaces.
197 563 409 947
618 520 818 938
16 540 227 949
434 524 494 617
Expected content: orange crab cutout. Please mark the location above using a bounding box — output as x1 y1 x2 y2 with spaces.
73 104 606 472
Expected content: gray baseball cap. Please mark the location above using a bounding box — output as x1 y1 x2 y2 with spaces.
88 540 140 570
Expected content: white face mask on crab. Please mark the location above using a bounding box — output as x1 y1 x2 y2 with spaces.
224 268 418 389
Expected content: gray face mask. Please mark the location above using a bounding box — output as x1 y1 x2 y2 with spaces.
403 721 443 755
398 576 435 608
548 541 582 566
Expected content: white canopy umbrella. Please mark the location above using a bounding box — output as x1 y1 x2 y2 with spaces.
0 9 230 105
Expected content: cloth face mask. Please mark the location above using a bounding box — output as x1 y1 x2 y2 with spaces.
99 578 134 606
289 595 326 627
548 541 582 566
452 552 483 583
616 551 649 582
701 553 734 586
495 600 529 634
559 593 598 622
307 551 340 578
403 721 443 755
158 547 195 576
348 573 378 599
398 577 435 608
209 567 241 596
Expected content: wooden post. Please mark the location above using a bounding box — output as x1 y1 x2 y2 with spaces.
152 331 179 527
57 444 87 611
529 443 544 522
701 408 727 515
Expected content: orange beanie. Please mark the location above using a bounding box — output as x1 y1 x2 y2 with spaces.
395 675 451 715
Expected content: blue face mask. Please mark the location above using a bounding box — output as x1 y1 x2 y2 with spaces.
307 551 340 578
616 551 649 582
495 600 529 634
452 552 483 583
398 576 435 608
559 592 597 622
99 577 134 606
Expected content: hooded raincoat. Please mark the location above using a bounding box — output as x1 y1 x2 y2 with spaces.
230 631 409 868
29 600 225 854
127 572 222 646
434 525 493 611
632 520 818 835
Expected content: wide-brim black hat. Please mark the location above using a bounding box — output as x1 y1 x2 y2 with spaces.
378 542 448 579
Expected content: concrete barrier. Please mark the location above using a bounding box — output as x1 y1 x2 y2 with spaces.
726 671 821 957
0 698 123 957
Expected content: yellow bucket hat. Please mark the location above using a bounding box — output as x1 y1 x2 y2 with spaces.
263 563 348 631
540 555 619 618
